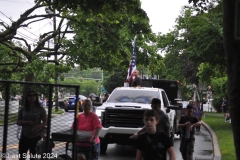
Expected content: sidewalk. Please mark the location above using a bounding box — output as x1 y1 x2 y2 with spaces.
173 122 215 160
202 121 221 160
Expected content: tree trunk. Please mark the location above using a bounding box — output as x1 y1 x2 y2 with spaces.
223 0 240 159
22 73 34 106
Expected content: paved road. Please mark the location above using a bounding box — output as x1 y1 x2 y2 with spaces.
1 111 214 160
99 123 213 160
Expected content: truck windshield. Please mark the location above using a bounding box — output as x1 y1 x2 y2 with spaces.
108 90 160 104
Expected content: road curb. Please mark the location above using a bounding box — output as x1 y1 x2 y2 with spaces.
202 121 222 160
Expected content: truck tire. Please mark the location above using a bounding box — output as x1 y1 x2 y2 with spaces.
100 143 108 154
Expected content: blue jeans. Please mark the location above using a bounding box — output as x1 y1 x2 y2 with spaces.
78 143 100 160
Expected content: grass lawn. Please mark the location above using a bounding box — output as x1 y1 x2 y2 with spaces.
203 112 235 160
0 114 18 125
51 108 64 114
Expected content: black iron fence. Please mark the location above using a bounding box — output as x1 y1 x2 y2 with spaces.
0 80 80 160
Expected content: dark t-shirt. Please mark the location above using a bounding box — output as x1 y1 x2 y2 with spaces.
222 100 228 108
157 111 170 136
135 132 172 160
179 115 199 137
132 77 141 87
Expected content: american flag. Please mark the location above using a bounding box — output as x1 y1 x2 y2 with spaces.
126 36 137 86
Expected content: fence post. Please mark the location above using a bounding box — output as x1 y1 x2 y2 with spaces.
2 82 10 160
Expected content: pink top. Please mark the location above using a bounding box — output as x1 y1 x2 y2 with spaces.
72 112 102 144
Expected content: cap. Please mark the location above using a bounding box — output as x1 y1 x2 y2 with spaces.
186 105 193 109
89 93 96 98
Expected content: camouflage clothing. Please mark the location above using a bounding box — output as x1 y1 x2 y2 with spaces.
179 115 199 160
179 137 195 160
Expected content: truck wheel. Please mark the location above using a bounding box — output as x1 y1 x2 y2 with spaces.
100 143 108 154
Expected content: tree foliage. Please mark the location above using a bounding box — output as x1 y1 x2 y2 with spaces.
187 0 240 158
156 1 223 84
0 0 153 83
58 78 99 97
103 70 126 94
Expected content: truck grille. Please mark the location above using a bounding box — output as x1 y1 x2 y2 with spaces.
102 108 147 128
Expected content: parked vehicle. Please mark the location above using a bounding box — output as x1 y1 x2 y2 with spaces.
63 95 87 112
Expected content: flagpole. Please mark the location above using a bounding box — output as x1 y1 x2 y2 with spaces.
126 35 137 87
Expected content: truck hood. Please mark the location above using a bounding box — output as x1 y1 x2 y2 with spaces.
98 102 151 109
96 102 151 118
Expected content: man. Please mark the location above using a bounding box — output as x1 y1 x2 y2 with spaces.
130 98 170 139
102 93 109 103
131 69 141 87
178 105 201 160
222 97 228 118
135 110 175 160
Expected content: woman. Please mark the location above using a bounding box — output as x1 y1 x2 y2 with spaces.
73 99 102 160
17 90 47 160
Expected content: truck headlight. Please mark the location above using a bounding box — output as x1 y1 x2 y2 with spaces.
96 109 104 118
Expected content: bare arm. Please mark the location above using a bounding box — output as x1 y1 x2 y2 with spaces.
32 117 47 132
129 126 146 139
192 121 202 127
167 147 176 160
178 122 190 128
91 126 101 143
16 111 36 126
135 149 143 160
94 127 101 138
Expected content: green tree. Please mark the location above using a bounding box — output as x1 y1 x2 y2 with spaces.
188 0 240 158
58 78 99 97
103 70 126 94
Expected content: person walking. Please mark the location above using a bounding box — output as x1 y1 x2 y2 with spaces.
130 98 170 139
102 93 109 103
17 90 47 160
131 69 141 87
178 105 201 160
135 110 175 160
222 97 228 118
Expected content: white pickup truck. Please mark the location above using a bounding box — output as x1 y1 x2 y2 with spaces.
96 87 181 153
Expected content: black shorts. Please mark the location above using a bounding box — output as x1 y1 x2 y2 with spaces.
223 107 228 113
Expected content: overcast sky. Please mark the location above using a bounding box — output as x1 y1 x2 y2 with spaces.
0 0 189 41
141 0 189 34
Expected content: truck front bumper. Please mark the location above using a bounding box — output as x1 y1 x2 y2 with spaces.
99 127 142 144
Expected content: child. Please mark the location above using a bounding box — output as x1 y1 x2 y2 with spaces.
36 127 55 160
77 154 86 160
135 110 175 160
